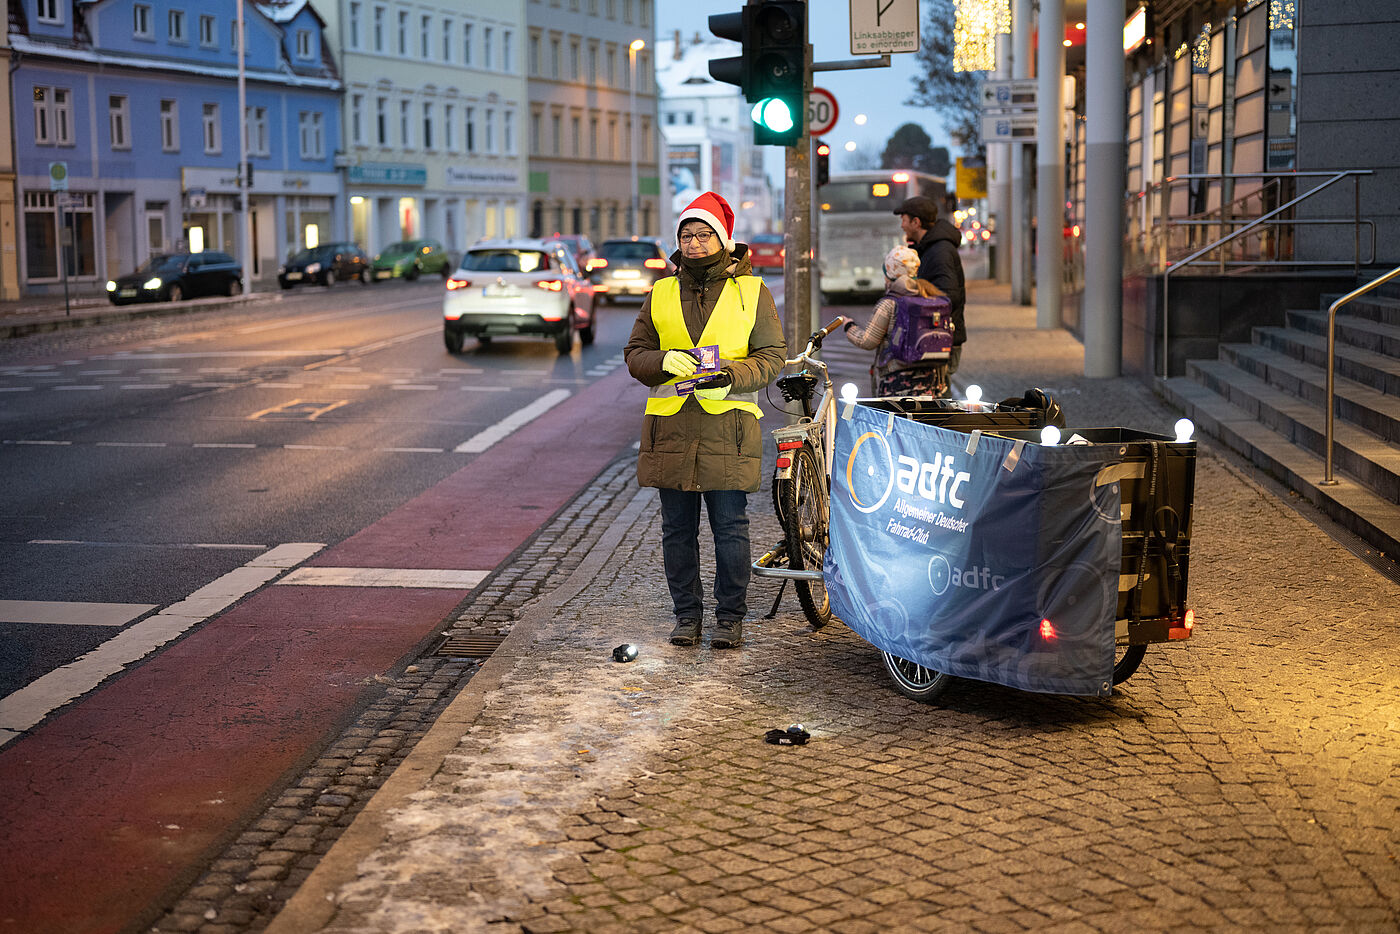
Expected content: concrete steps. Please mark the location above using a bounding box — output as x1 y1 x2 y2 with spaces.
1157 275 1400 560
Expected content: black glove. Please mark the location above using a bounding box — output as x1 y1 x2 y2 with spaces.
690 370 732 390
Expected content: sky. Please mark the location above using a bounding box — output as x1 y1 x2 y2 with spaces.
654 1 952 173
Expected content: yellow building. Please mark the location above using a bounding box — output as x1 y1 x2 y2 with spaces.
0 24 19 301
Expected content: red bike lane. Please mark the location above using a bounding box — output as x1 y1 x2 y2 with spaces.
0 368 644 934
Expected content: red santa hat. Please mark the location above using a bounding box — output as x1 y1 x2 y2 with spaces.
677 191 736 252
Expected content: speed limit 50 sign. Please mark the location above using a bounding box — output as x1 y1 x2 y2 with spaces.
809 87 839 137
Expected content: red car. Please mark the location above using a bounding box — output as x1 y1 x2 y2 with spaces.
748 233 785 271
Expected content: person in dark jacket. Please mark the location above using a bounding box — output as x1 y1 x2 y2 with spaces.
624 191 787 650
894 195 966 377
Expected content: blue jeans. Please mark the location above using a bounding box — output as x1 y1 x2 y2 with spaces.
657 488 750 622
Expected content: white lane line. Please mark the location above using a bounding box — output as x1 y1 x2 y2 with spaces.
284 444 348 451
12 439 71 445
453 388 572 454
119 384 172 390
54 385 103 391
0 543 324 743
461 385 512 392
80 369 122 375
0 600 158 627
29 539 266 550
260 382 305 388
328 383 371 389
390 384 438 391
0 387 34 392
277 567 489 588
95 351 346 359
190 382 237 388
382 447 445 453
194 442 257 449
96 441 167 448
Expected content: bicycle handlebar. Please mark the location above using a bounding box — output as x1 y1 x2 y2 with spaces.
816 316 849 340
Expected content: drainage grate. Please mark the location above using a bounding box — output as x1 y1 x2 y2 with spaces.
434 633 507 658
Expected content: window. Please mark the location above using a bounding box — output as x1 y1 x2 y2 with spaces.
422 102 434 150
570 115 580 157
108 95 130 150
529 34 540 76
502 30 513 72
133 3 152 37
589 116 598 157
551 113 561 155
299 111 324 158
465 106 476 152
32 86 73 146
348 2 361 48
397 10 407 55
570 39 580 80
202 103 221 154
168 9 185 41
375 96 388 145
485 108 496 153
442 19 453 61
623 0 632 23
463 22 473 66
587 44 597 83
351 94 365 146
483 27 493 69
36 0 61 25
502 110 514 153
295 29 313 59
640 0 649 27
399 99 411 148
530 112 541 153
160 100 178 151
420 15 430 57
550 37 560 78
444 104 456 152
199 14 215 46
605 47 615 87
247 106 269 156
373 5 385 52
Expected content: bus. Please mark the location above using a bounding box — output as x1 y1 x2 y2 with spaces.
817 170 948 302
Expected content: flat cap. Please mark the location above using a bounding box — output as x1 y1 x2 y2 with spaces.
892 196 939 225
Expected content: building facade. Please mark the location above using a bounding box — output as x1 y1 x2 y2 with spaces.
314 0 528 256
655 31 774 242
8 0 342 295
525 0 659 242
0 20 19 300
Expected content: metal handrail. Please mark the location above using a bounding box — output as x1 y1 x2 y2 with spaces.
1160 170 1369 377
1323 264 1400 484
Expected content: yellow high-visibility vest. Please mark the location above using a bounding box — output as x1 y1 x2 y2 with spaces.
645 275 763 418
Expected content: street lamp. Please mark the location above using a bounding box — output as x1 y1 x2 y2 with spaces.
628 38 645 234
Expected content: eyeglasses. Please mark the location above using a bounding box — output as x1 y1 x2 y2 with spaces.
679 230 715 245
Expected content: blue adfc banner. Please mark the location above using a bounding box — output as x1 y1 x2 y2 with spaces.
825 403 1124 696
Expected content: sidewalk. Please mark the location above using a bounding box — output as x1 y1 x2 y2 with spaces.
259 280 1400 933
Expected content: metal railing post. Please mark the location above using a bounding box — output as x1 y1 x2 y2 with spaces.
1324 264 1400 484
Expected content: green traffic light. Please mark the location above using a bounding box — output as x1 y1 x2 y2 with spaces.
751 97 794 133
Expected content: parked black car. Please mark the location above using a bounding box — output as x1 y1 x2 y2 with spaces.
106 252 242 305
278 242 371 288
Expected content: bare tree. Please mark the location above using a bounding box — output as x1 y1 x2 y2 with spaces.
908 0 988 157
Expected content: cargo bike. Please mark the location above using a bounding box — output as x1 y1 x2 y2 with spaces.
753 319 1198 702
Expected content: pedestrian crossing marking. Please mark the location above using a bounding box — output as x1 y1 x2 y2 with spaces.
276 568 489 588
0 600 158 627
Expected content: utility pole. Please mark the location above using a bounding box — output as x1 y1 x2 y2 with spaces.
237 0 251 296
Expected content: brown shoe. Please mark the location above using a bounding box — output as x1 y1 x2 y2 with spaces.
669 618 702 646
711 619 743 648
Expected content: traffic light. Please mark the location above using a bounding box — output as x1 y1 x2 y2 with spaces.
815 141 830 186
748 1 805 147
708 2 806 147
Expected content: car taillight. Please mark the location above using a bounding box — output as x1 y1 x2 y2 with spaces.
587 258 608 270
446 277 472 290
536 279 564 292
644 258 666 269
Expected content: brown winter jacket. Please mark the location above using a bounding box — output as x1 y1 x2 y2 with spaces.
624 244 787 493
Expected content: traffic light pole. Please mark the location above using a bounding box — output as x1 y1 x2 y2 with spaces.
782 32 811 364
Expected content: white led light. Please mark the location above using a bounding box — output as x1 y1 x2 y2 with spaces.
1174 418 1195 443
1040 425 1062 446
840 382 859 402
965 384 983 405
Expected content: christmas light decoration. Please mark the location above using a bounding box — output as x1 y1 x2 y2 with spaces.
953 0 1011 73
1269 0 1295 30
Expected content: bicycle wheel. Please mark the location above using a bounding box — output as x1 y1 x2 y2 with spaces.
881 652 956 703
779 443 831 629
1112 645 1147 684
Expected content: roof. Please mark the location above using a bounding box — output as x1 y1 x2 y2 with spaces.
654 34 744 100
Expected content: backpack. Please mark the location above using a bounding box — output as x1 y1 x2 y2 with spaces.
877 293 953 368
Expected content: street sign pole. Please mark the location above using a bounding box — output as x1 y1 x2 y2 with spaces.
782 12 812 368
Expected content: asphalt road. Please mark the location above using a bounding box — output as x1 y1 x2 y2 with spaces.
0 279 643 700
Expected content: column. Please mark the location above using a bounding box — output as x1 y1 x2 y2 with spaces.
1010 0 1033 305
1084 0 1126 377
1035 0 1065 329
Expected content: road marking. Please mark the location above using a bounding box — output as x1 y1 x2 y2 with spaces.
54 385 103 391
284 444 348 451
0 543 324 743
235 298 428 334
390 384 438 390
96 441 166 447
95 351 345 359
454 388 572 453
461 385 512 392
29 539 266 550
0 600 158 627
260 382 305 388
327 383 371 389
119 384 172 390
0 387 34 392
248 398 349 420
382 447 445 453
276 567 489 588
12 439 71 445
194 442 257 449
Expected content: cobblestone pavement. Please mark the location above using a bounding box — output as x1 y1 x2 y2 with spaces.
168 283 1399 933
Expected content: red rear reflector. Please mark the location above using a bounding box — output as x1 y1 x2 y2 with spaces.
644 258 666 269
1168 627 1192 640
776 440 804 450
536 279 564 291
1039 618 1057 640
775 456 790 469
446 278 471 290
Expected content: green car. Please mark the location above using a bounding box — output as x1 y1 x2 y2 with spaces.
370 238 453 281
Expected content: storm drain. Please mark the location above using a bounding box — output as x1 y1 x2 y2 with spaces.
434 633 507 658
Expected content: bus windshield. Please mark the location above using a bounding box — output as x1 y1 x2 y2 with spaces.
819 179 913 214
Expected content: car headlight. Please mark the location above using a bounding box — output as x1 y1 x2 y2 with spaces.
277 265 286 274
106 280 117 292
143 277 163 290
306 263 321 274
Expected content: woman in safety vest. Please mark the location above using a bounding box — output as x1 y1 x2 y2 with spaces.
624 191 787 649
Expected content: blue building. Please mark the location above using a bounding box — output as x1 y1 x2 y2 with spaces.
8 0 342 295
